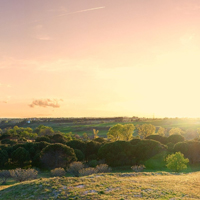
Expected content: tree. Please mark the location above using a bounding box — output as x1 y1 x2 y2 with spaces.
167 134 185 144
169 128 184 136
166 152 189 172
93 129 99 139
40 144 77 169
107 124 123 141
157 127 166 136
122 124 135 141
11 147 30 167
137 124 156 138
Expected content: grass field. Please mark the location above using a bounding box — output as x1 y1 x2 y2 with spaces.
1 171 200 199
19 118 200 137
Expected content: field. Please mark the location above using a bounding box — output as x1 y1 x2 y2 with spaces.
16 118 200 137
1 172 200 199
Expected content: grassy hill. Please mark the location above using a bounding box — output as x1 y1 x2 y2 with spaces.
1 172 200 199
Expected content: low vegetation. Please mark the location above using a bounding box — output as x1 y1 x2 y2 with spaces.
1 172 200 199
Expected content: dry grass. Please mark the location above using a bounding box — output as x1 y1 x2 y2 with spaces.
0 172 200 199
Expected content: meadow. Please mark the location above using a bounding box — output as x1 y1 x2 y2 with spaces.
18 117 200 137
1 171 200 199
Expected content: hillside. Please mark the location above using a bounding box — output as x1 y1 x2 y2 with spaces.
1 172 200 199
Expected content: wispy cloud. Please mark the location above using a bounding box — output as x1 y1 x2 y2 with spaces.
29 99 63 108
59 6 105 16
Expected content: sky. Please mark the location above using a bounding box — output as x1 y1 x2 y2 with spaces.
1 0 200 118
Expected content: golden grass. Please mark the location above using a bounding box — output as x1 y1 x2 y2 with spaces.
0 172 200 199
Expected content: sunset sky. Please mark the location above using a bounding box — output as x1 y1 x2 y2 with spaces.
1 0 200 118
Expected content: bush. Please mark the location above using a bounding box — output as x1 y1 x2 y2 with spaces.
51 168 66 177
166 152 189 172
167 134 185 144
88 160 98 167
96 164 112 173
10 168 38 182
79 167 97 176
131 165 146 172
0 170 11 185
66 140 86 154
35 136 51 143
74 149 85 161
67 161 84 177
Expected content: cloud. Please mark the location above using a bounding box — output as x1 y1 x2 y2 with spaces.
0 82 11 87
1 101 7 104
29 99 63 108
59 6 105 16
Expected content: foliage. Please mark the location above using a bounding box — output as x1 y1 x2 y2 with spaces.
79 167 97 176
131 165 146 172
50 133 68 144
166 152 189 172
136 124 156 138
74 149 85 161
96 164 112 173
107 124 135 141
66 140 86 154
10 168 38 182
67 161 84 177
0 150 8 167
40 143 77 169
122 124 135 141
88 160 98 167
93 137 107 143
51 168 66 177
85 141 101 161
145 135 167 144
174 141 200 164
169 128 184 136
35 136 51 143
167 134 185 144
157 127 166 136
93 129 99 139
11 147 30 167
98 141 135 167
0 170 11 184
107 124 123 141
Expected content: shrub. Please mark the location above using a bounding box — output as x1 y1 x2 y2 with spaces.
66 140 86 154
166 152 189 172
67 161 84 177
79 167 97 176
88 160 98 167
51 168 66 177
131 165 146 172
167 134 185 144
96 164 112 173
74 149 85 161
35 136 51 143
0 170 11 185
10 168 38 182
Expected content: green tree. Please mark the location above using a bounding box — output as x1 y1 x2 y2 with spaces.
136 124 156 138
40 144 77 169
107 124 123 141
93 129 99 139
11 147 30 167
169 128 184 136
166 152 189 172
157 127 166 136
122 124 135 141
